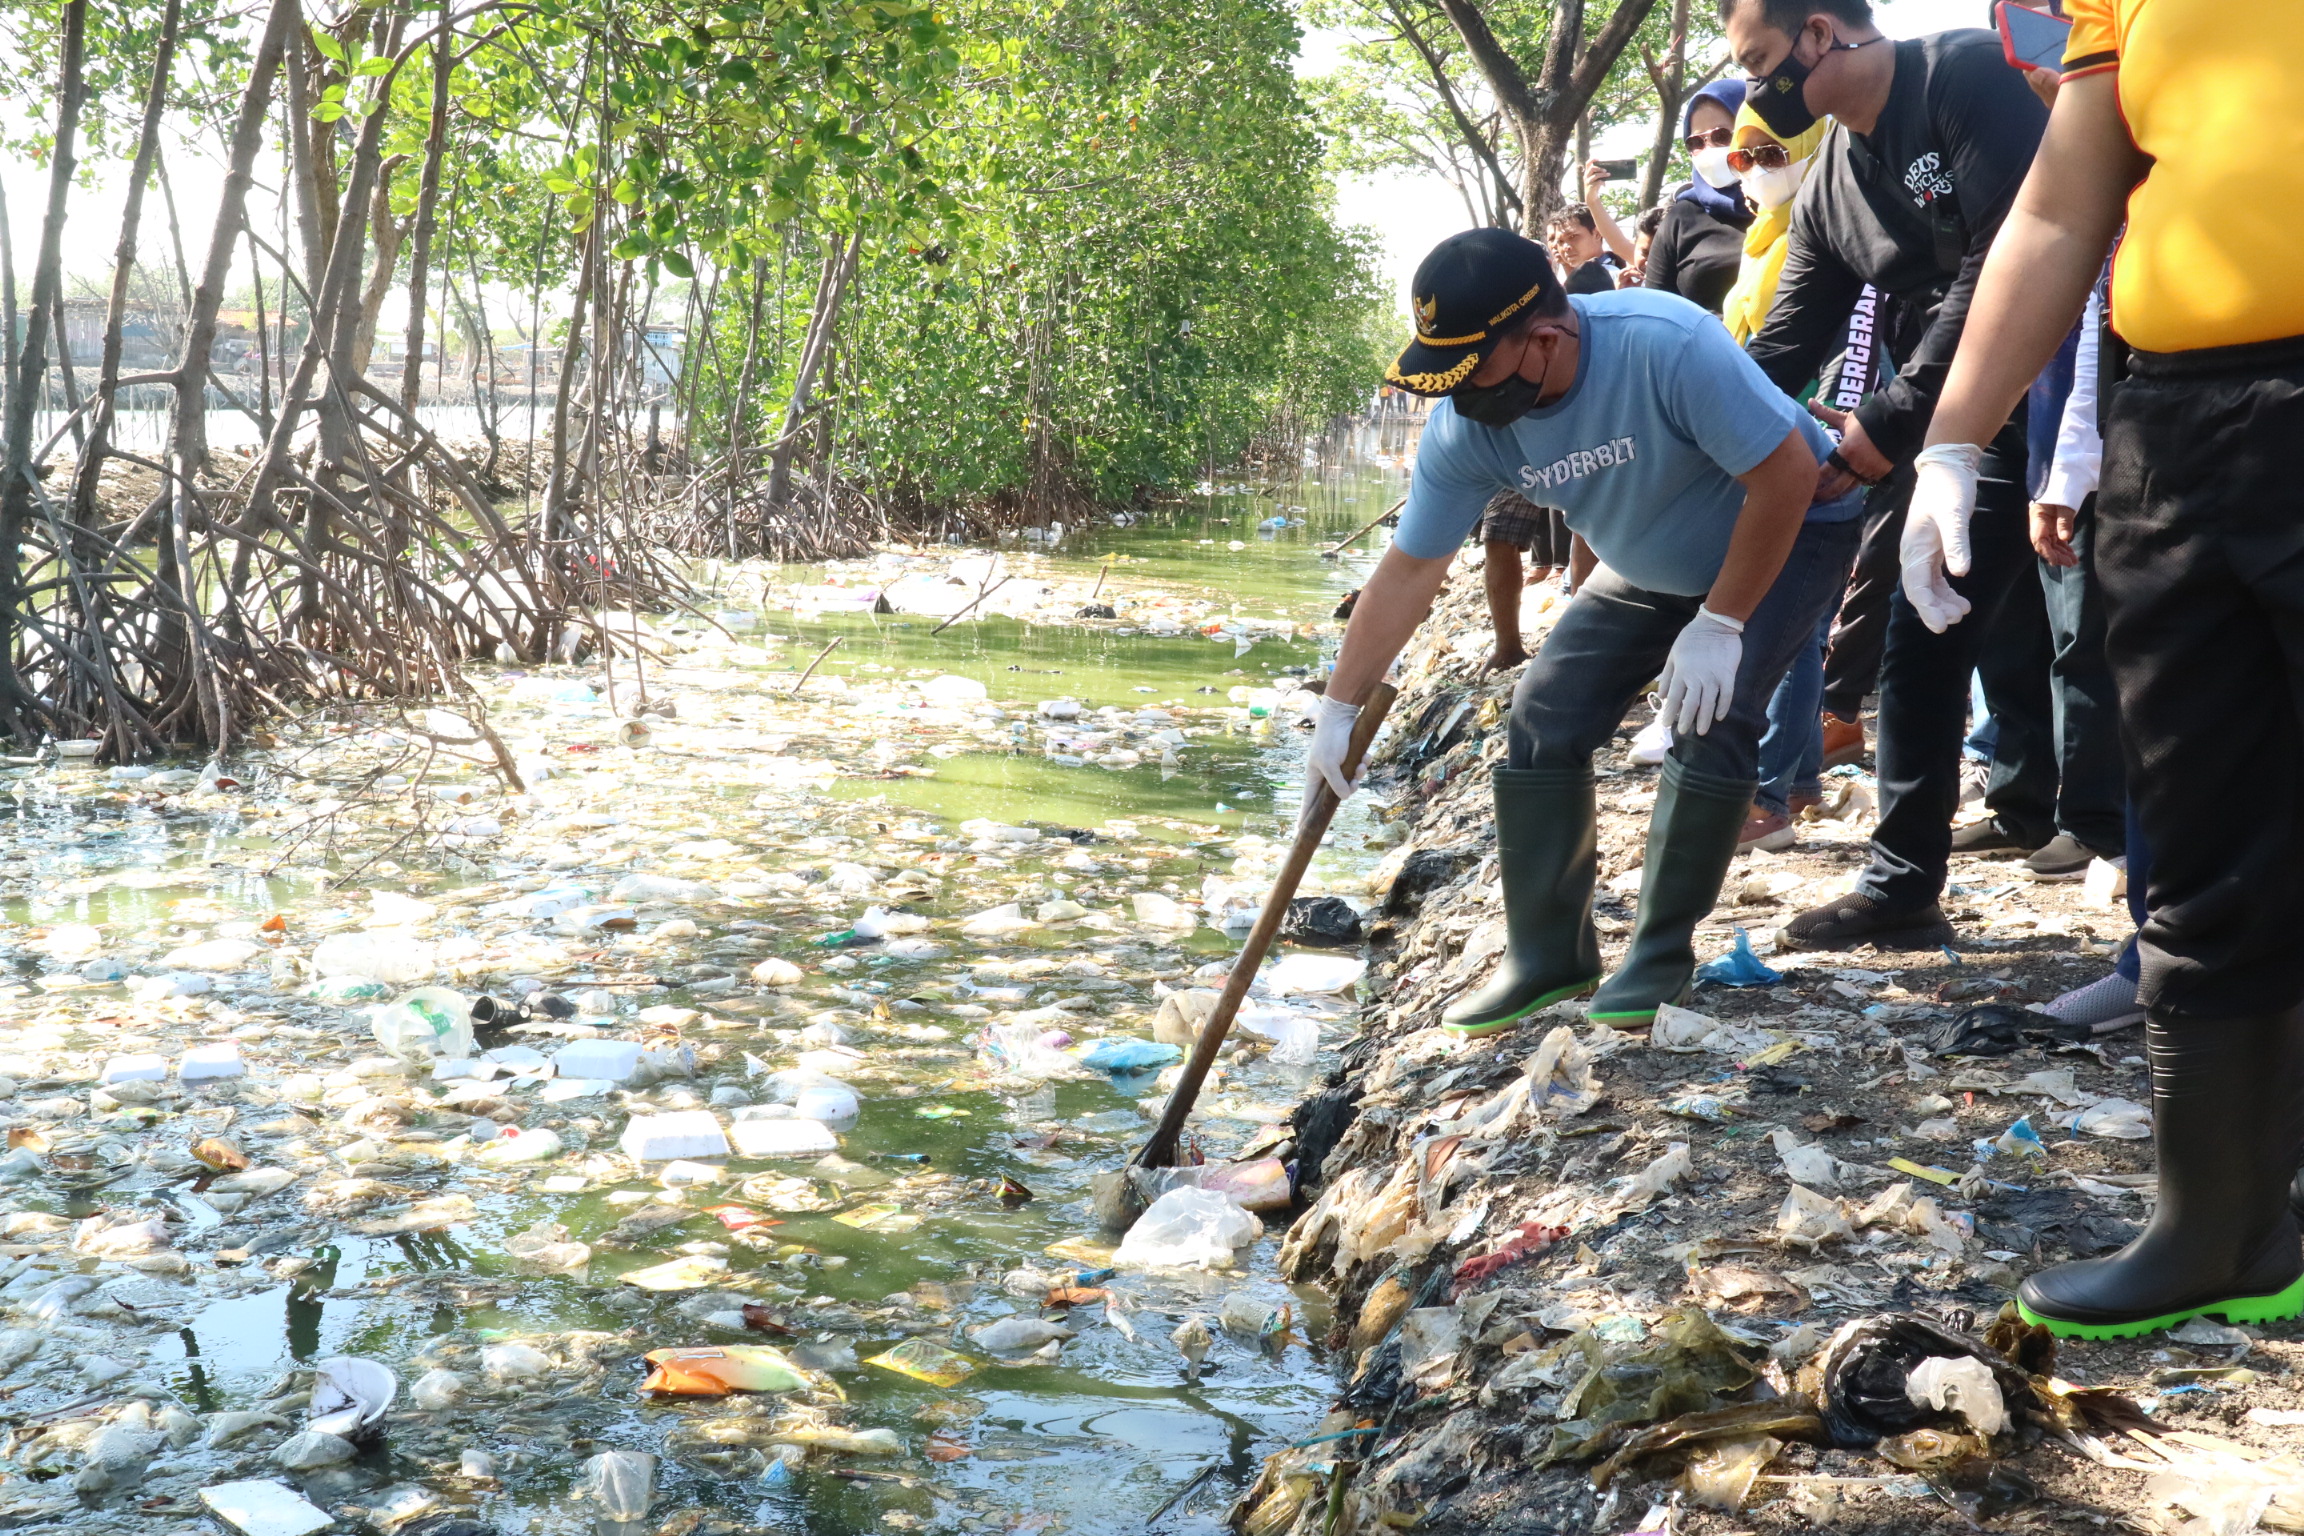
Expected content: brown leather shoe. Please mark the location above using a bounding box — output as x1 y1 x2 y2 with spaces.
1739 803 1795 852
1821 712 1865 768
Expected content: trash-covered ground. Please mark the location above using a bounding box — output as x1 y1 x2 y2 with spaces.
1257 561 2304 1535
0 452 1420 1536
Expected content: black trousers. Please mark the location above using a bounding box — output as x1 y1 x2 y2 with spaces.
1854 414 2043 912
2099 340 2304 1019
1820 470 1910 721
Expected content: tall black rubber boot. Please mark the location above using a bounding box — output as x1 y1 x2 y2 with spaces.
1587 759 1755 1028
2020 1009 2304 1338
1439 766 1603 1038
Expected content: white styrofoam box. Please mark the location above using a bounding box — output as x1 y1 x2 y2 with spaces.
552 1039 645 1082
618 1110 729 1162
101 1054 168 1085
729 1118 838 1158
177 1044 246 1083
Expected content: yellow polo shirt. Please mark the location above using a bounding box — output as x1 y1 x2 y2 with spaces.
2065 0 2304 353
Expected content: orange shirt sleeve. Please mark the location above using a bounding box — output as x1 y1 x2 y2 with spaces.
2063 0 2120 77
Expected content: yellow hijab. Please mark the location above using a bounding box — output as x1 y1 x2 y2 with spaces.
1721 105 1834 345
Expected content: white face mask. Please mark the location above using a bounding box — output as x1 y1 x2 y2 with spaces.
1693 145 1739 189
1741 158 1809 210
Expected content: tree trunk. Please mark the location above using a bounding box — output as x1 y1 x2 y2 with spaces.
765 231 859 509
399 3 451 415
537 219 595 553
0 0 88 739
349 165 409 378
284 29 334 297
174 0 296 479
1640 0 1697 212
0 182 17 427
69 0 181 539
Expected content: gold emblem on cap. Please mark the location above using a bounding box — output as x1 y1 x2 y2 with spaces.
1414 293 1440 335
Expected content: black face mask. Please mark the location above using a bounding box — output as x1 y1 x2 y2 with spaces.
1748 30 1883 140
1452 371 1547 427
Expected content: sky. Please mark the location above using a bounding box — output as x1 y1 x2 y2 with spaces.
1 0 1996 323
1318 0 1995 315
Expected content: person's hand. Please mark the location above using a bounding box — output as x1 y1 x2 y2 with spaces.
1483 638 1530 675
1901 442 1985 632
2024 64 2060 108
1617 263 1644 289
1809 402 1893 482
1657 607 1745 736
1299 693 1363 829
2031 501 2079 567
1582 160 1610 205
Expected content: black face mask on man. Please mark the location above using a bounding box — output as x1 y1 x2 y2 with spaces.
1748 25 1885 140
1451 324 1576 427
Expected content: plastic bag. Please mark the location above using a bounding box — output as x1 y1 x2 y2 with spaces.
1905 1355 2009 1436
641 1345 808 1395
1074 1037 1181 1073
1770 1127 1840 1189
1685 1435 1782 1510
307 1356 396 1439
1131 1158 1293 1213
1239 1006 1319 1065
1776 1185 1851 1248
1113 1186 1263 1270
502 1221 591 1274
969 1317 1074 1352
1694 930 1782 988
580 1450 657 1521
865 1338 977 1387
368 986 474 1063
978 1022 1083 1080
1264 953 1365 995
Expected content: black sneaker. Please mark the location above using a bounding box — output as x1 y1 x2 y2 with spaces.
2023 833 2097 882
1783 892 1954 950
1950 816 2046 855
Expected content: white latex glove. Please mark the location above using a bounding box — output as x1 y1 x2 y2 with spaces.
1900 442 1984 633
1299 693 1362 828
1657 607 1745 737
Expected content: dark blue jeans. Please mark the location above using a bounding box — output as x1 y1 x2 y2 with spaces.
1509 515 1865 781
1855 418 2044 912
2037 496 2128 853
1757 605 1833 816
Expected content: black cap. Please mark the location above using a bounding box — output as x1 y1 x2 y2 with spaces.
1386 228 1562 396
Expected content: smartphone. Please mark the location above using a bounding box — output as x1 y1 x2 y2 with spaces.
1593 158 1639 182
1995 0 2071 71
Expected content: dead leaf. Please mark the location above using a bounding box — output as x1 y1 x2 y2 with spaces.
925 1434 970 1462
1801 1112 1864 1135
192 1137 250 1172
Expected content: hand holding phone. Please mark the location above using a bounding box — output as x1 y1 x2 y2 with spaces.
1995 1 2071 71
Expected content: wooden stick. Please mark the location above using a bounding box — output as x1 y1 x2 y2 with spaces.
1088 554 1115 601
1134 681 1399 1170
930 574 1009 635
1320 498 1405 561
790 634 841 693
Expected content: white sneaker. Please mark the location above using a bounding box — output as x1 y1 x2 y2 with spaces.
2042 971 2144 1035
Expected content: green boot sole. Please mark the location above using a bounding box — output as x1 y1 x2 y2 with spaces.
2017 1272 2304 1340
1443 976 1601 1039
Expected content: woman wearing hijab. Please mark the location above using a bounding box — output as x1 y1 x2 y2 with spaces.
1723 101 1841 852
1721 104 1832 345
1642 79 1751 315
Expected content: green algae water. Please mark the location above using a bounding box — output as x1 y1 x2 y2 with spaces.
0 431 1417 1536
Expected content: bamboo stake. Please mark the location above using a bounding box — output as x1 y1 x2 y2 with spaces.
1133 681 1398 1171
791 635 841 693
930 574 1009 635
1319 497 1405 561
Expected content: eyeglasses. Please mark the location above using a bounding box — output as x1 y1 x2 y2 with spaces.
1727 143 1795 173
1683 125 1735 152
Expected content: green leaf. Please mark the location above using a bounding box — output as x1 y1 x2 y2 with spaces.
661 248 695 279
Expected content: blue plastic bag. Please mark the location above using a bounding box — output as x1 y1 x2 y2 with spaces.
1694 929 1782 988
1076 1037 1182 1073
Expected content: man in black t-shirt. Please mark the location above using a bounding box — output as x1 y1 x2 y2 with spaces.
1546 207 1625 297
1725 0 2052 950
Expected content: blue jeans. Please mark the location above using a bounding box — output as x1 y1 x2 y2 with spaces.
1508 516 1865 781
1756 606 1832 816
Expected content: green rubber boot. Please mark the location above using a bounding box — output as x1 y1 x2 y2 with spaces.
2018 1010 2304 1338
1439 766 1604 1038
1588 759 1756 1028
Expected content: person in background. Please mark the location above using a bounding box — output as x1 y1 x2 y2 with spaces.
1645 79 1753 314
1335 229 1864 1038
1473 491 1573 674
1727 0 2051 949
1548 206 1623 296
1897 0 2304 1339
1716 101 1839 850
1623 206 1669 288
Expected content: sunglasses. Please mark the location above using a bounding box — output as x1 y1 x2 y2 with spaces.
1727 143 1795 173
1683 125 1735 152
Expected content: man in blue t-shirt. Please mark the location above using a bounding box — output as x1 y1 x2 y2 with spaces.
1309 228 1862 1035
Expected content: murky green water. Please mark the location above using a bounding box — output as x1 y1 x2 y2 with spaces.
0 428 1417 1535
